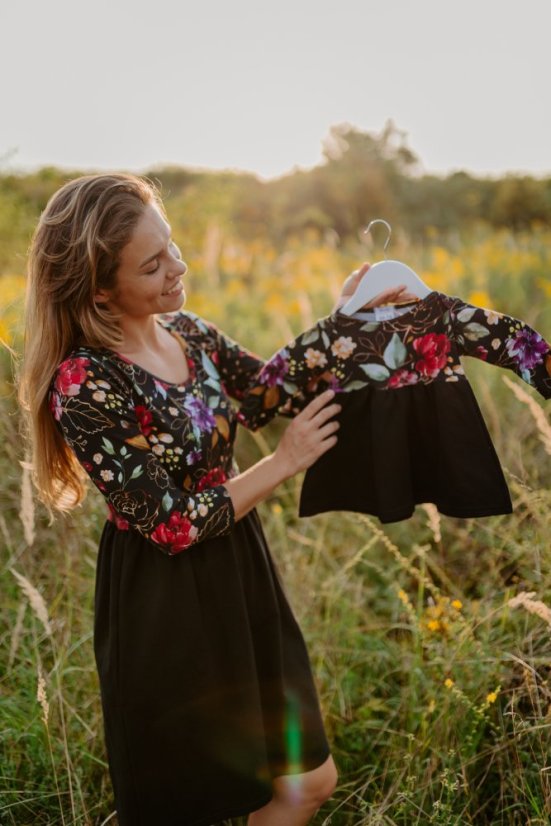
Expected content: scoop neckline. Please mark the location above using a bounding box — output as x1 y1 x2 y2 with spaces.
109 323 196 388
332 290 438 326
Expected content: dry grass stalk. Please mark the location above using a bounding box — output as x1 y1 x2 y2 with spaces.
10 568 52 637
503 375 551 456
508 591 551 630
7 600 26 672
0 512 11 550
37 665 50 726
422 502 442 543
19 456 36 546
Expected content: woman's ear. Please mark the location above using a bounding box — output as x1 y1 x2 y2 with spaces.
94 289 111 305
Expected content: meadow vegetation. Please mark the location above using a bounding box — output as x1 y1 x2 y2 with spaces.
1 138 551 824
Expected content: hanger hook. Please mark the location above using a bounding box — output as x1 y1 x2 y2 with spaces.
363 219 392 258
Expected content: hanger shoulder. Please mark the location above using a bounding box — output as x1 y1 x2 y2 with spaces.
340 259 432 316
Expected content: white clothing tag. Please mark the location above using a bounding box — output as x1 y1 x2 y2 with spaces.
374 306 400 321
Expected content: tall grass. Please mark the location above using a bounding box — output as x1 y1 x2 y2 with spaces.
1 227 551 824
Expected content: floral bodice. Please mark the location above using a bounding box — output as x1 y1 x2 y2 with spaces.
238 291 551 429
50 312 263 555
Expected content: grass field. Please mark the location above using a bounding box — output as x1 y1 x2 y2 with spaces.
1 226 551 825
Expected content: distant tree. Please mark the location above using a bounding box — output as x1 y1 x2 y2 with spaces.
490 176 551 230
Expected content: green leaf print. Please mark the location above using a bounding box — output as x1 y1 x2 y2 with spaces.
457 307 476 323
463 322 490 341
360 363 390 382
102 437 115 455
383 333 408 369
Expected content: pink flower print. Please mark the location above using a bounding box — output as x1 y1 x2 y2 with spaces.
388 369 419 389
331 336 357 360
412 333 451 378
55 357 90 396
49 390 63 421
305 348 328 369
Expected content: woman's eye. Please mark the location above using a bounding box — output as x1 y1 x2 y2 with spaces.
145 260 160 274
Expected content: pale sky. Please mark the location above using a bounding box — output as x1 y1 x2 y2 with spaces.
1 0 550 180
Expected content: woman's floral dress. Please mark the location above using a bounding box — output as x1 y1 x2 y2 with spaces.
238 292 551 523
50 312 330 826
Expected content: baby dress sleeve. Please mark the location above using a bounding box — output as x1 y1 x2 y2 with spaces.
237 316 338 430
49 353 235 555
445 295 551 398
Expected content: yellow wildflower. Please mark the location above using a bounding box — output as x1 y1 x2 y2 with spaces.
397 589 410 605
486 687 500 704
444 678 454 689
427 619 441 632
451 599 463 611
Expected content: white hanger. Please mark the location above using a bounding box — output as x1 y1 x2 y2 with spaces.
340 219 432 316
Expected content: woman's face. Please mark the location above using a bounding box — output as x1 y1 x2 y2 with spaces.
96 202 187 319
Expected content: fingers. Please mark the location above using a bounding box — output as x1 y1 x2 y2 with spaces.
365 284 406 308
299 389 338 420
363 284 420 310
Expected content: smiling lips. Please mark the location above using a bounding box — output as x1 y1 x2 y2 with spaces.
162 281 183 296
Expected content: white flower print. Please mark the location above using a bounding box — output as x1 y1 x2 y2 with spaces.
485 310 502 325
305 348 328 369
331 336 357 360
100 469 114 481
93 453 103 465
93 390 106 402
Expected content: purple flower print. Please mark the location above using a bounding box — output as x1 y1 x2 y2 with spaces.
259 350 289 387
505 329 548 371
183 397 216 433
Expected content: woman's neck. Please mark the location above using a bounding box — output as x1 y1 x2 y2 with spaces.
116 314 167 355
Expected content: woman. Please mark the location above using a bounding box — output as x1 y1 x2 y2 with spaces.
18 173 413 826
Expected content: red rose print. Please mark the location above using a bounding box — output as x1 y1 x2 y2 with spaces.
150 512 199 553
55 357 90 397
106 503 130 530
475 345 488 361
412 333 451 378
134 405 154 436
196 467 228 492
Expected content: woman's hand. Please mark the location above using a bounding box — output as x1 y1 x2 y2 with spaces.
273 389 341 480
334 262 419 311
224 390 341 521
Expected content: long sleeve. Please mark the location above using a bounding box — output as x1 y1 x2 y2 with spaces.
445 295 551 399
237 317 338 430
49 353 235 555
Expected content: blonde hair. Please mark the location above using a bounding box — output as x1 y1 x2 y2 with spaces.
18 172 162 513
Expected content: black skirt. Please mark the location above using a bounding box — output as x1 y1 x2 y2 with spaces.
94 510 330 826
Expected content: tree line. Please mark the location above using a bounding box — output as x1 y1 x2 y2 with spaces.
1 121 550 273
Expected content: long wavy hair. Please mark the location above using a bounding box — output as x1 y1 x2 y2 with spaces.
18 173 163 513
